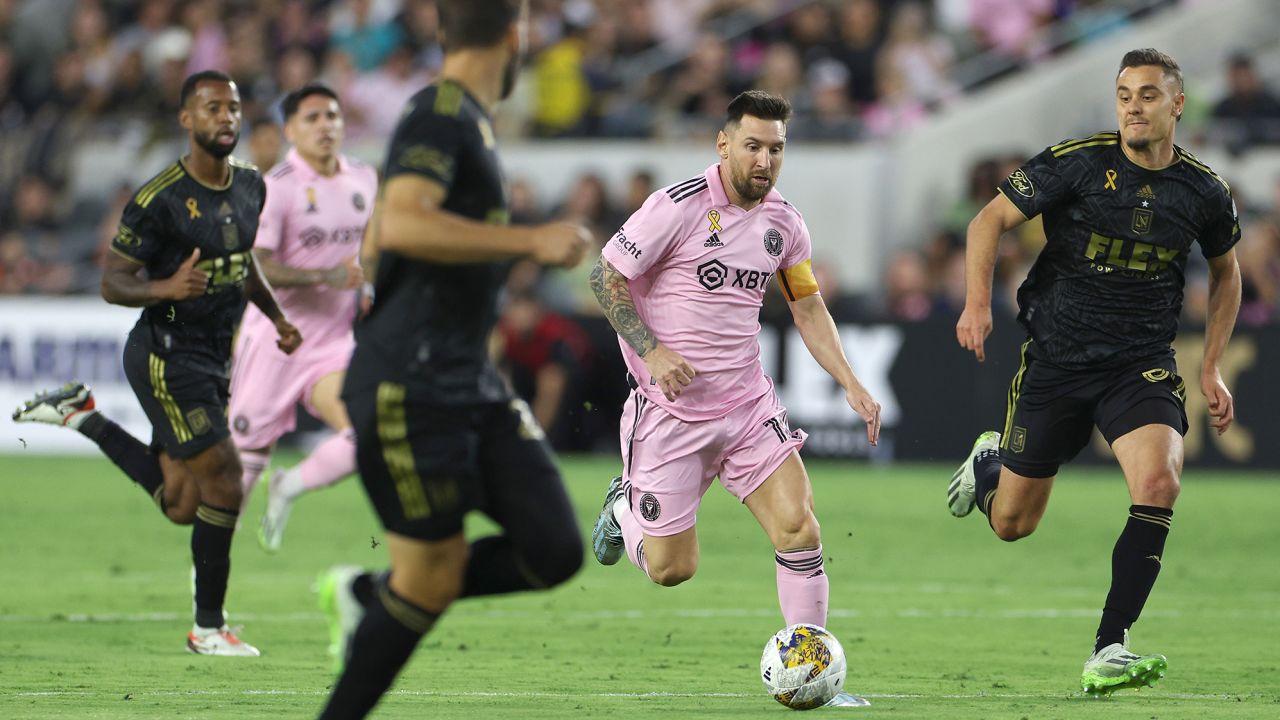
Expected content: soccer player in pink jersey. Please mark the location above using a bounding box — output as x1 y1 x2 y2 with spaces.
228 83 378 551
589 91 882 647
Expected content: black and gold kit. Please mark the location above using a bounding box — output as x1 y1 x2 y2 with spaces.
344 80 577 542
995 132 1239 477
112 157 266 458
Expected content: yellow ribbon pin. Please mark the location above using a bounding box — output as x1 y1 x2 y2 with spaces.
186 198 202 219
707 209 722 233
1104 170 1117 191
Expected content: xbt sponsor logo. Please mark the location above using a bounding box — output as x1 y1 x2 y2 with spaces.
612 230 642 259
697 259 772 292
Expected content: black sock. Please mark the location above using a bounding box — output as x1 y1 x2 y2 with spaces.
191 503 238 629
79 412 164 502
974 448 1002 518
460 533 582 599
1095 504 1172 653
351 572 377 608
318 578 437 720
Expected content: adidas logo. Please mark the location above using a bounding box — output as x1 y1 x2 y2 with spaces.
704 233 723 247
1137 184 1156 200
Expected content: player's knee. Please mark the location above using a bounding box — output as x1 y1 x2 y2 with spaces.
164 502 197 525
1131 471 1180 507
648 559 697 587
772 512 821 551
990 514 1037 542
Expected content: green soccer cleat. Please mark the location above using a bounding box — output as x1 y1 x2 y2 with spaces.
948 431 1000 517
317 565 366 672
591 475 626 565
12 381 96 429
258 468 298 553
1081 630 1168 696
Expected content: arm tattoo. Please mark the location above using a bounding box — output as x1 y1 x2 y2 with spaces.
590 256 658 357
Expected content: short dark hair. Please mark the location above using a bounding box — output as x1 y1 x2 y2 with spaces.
280 83 340 121
438 0 522 51
1118 48 1183 93
725 90 792 127
180 70 234 107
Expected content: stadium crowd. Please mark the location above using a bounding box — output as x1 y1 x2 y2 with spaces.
1 0 1279 447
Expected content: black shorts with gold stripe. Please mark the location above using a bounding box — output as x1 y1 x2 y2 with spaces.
999 338 1188 479
122 323 231 460
343 381 568 541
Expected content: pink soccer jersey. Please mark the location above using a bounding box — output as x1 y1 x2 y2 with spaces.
239 148 378 348
601 163 815 422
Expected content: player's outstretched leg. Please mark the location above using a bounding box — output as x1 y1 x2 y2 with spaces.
318 565 374 671
591 475 626 565
15 381 168 507
259 429 356 552
1081 630 1167 696
947 431 1001 517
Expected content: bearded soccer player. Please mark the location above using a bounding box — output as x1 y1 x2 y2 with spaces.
228 83 377 552
588 91 881 707
947 49 1241 695
13 70 301 656
314 1 593 717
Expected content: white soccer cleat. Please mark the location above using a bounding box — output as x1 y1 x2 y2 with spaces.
1081 630 1167 696
591 476 626 565
12 381 97 429
258 468 298 553
318 565 366 671
186 625 261 657
948 431 1001 517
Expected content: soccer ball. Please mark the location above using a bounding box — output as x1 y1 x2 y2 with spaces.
759 623 847 710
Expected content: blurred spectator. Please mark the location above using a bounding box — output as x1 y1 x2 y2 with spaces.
498 288 592 449
532 15 592 137
1236 220 1279 326
878 1 957 109
755 42 806 108
1209 53 1280 154
269 0 329 60
621 169 655 216
330 0 403 73
968 0 1055 66
509 177 546 226
247 120 284 172
398 0 443 75
882 249 932 321
861 60 926 138
181 0 229 77
789 58 860 142
662 32 733 137
345 44 432 142
835 0 882 112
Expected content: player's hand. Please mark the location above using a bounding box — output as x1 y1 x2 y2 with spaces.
845 383 882 447
325 257 364 290
1201 367 1234 435
358 282 375 317
956 303 993 362
531 222 592 269
274 318 303 355
159 248 208 300
643 343 696 401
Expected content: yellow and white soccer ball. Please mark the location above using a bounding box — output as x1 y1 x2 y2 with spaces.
759 623 848 710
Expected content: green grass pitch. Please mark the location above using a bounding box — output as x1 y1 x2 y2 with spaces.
1 452 1277 719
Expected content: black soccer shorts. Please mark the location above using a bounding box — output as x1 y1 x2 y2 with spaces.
998 339 1188 479
122 325 231 460
345 382 572 541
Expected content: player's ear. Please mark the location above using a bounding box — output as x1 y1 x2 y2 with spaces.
716 129 729 160
178 106 192 132
1172 91 1185 122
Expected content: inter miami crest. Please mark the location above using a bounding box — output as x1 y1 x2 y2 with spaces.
639 492 661 521
764 228 783 257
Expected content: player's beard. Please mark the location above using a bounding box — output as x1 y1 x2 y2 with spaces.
731 164 775 202
194 128 240 159
1124 136 1152 151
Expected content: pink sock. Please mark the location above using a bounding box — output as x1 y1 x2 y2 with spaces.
775 545 828 627
239 450 271 504
297 428 357 491
617 491 650 577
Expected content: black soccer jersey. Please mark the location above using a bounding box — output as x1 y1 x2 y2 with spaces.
348 79 511 404
998 132 1240 369
111 157 266 375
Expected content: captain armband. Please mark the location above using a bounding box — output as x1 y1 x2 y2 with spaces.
776 259 819 301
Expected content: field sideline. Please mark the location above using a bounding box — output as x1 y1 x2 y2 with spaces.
1 452 1276 719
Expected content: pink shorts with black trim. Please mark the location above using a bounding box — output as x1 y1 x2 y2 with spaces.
618 386 806 537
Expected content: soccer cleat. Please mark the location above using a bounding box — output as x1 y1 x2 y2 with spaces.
12 381 97 429
591 475 626 565
948 431 1000 517
1081 630 1168 696
258 468 298 553
186 625 260 657
318 565 366 671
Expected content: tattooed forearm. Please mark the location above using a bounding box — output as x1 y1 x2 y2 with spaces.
590 256 658 357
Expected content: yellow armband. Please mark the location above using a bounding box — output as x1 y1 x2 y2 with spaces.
776 259 819 301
